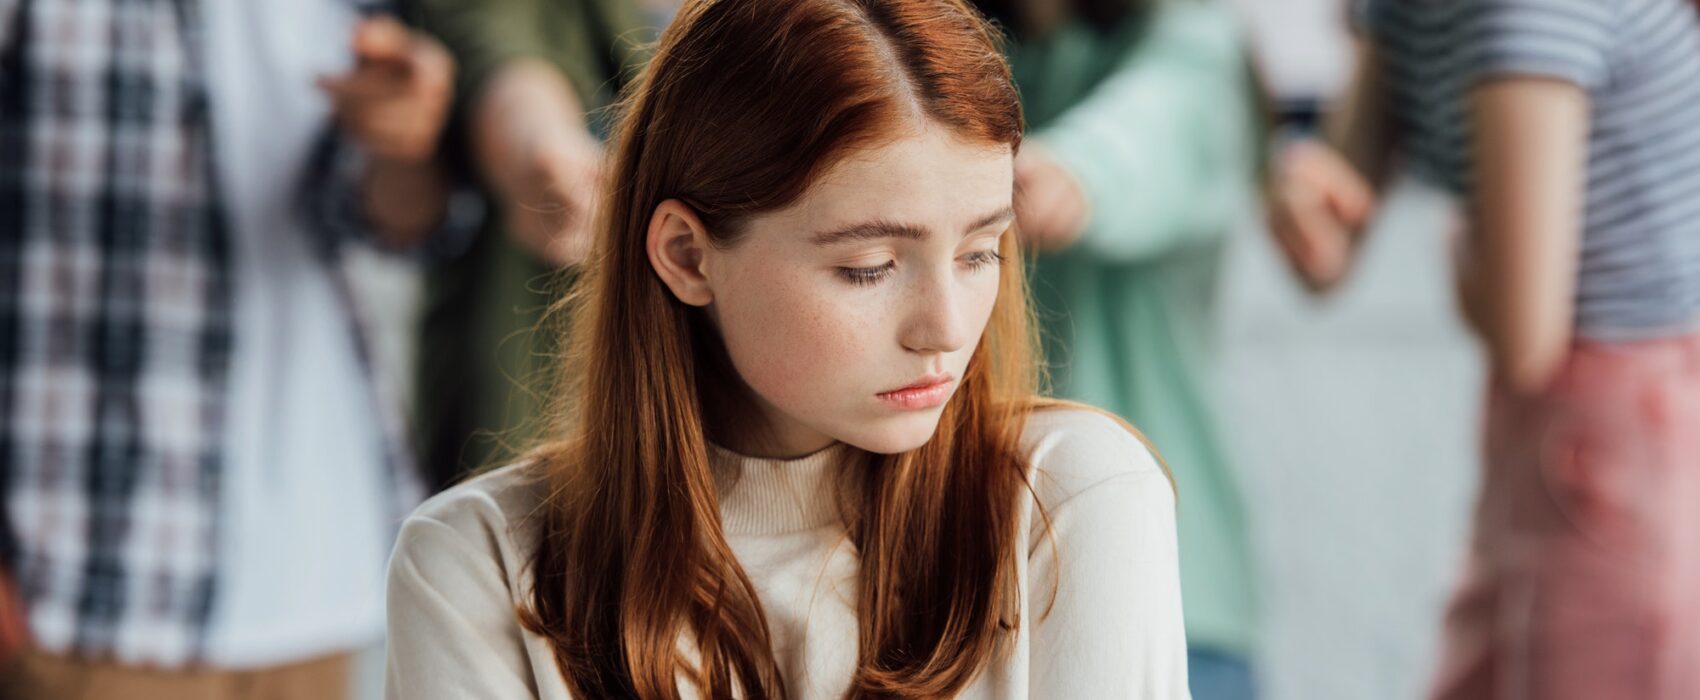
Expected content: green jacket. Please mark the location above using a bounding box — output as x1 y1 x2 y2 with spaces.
1011 0 1261 656
412 0 652 486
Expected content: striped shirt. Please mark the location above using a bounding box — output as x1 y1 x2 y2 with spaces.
1360 0 1700 338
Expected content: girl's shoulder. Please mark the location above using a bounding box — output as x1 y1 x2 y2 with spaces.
385 464 563 697
392 462 548 586
1020 400 1175 509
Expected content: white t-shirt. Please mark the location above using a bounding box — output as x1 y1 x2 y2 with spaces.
384 407 1191 698
201 0 394 667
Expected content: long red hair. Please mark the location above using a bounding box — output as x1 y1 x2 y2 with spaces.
519 1 1043 696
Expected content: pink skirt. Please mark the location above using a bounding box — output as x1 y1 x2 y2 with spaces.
1430 332 1700 700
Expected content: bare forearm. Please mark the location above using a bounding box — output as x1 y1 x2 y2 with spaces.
464 58 606 266
472 58 587 193
1469 78 1588 393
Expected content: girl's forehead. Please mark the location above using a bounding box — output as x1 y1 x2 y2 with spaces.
762 129 1014 241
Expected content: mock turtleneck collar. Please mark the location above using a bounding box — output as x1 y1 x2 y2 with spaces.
708 442 853 536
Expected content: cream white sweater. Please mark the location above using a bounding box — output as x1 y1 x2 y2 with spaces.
384 407 1190 698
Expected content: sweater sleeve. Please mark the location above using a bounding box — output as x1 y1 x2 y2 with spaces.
1026 414 1191 698
384 512 543 699
1034 2 1258 263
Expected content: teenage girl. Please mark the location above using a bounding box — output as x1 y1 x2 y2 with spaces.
384 0 1191 697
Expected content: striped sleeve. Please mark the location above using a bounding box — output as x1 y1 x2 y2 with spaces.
1473 0 1618 90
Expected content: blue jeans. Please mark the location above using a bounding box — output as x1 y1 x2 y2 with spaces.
1189 647 1258 700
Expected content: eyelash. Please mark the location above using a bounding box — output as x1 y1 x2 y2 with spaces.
836 250 1005 287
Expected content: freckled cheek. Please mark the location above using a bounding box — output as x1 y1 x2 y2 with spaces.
968 277 1000 340
718 276 885 407
952 275 1001 360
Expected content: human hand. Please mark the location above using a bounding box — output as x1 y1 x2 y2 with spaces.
1266 139 1376 293
1014 144 1089 253
318 16 455 165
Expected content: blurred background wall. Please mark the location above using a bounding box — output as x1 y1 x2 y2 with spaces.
1220 181 1482 700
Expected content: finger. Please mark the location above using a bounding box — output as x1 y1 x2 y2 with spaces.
1287 142 1375 231
1268 203 1318 278
1285 204 1353 287
328 85 453 157
410 35 455 90
316 73 354 101
1273 189 1351 286
1267 182 1318 260
346 127 416 161
326 100 374 139
333 92 445 149
329 40 448 100
318 71 411 106
1284 194 1348 271
353 16 414 67
329 98 388 137
360 99 445 138
1322 168 1376 232
333 108 430 161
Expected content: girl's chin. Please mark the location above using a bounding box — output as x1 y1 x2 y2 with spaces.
836 414 946 455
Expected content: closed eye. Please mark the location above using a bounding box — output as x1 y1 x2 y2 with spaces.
837 260 896 286
961 249 1005 271
837 250 1002 287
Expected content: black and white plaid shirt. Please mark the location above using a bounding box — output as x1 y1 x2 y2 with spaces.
0 0 465 664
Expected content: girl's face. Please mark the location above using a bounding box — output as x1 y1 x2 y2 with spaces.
649 124 1014 458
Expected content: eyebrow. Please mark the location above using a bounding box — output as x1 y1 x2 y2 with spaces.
809 205 1015 246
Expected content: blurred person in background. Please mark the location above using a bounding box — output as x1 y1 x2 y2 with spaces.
977 0 1265 696
410 0 651 489
1267 0 1700 697
0 1 474 697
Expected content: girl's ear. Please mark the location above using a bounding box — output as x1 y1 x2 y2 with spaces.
647 199 715 307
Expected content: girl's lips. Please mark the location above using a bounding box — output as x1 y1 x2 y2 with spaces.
876 376 955 410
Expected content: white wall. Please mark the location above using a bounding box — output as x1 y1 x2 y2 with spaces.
1218 181 1483 700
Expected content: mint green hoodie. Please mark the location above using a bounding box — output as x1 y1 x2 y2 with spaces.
1010 0 1261 656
